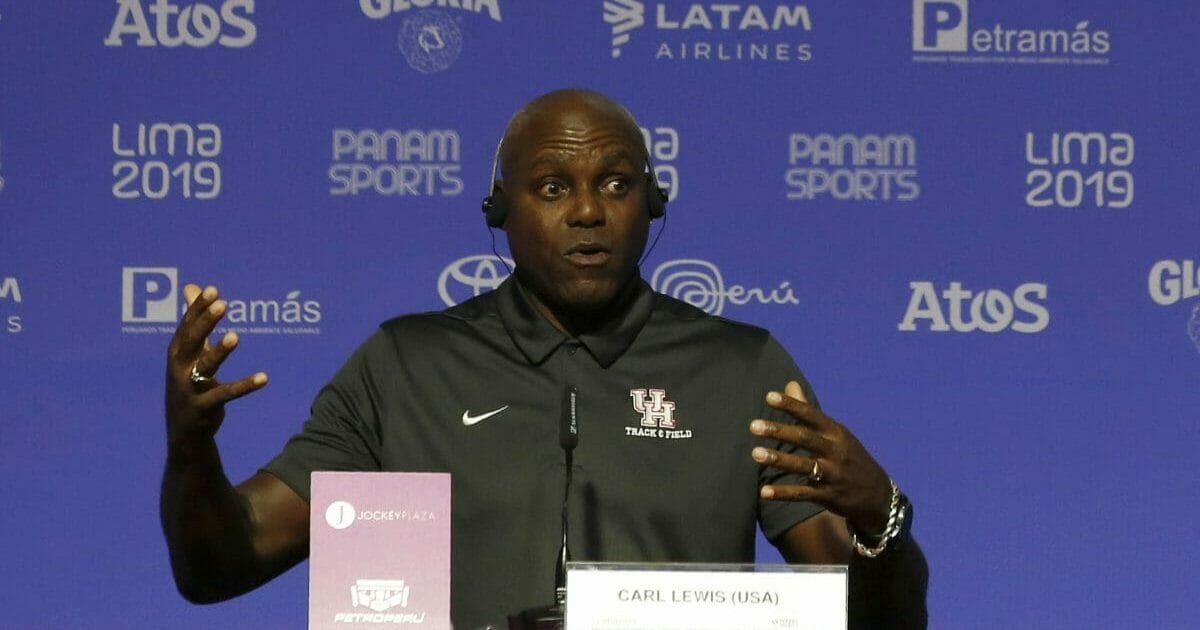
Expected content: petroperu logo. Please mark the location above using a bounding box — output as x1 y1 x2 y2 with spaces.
120 267 322 335
359 0 503 74
641 125 681 201
626 388 692 440
1 276 22 335
912 0 1110 65
650 259 798 317
786 133 919 202
329 128 464 197
1025 132 1133 209
112 122 222 200
898 281 1049 333
104 0 257 48
437 256 799 317
605 2 814 64
332 579 426 624
1148 260 1200 354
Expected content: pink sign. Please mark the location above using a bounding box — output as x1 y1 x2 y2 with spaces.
310 472 452 630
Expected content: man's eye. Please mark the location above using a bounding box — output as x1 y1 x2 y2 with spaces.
603 178 629 195
538 182 565 197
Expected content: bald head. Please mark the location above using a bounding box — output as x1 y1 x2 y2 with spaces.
498 89 647 183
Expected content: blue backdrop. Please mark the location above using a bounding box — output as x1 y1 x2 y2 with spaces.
2 1 1198 628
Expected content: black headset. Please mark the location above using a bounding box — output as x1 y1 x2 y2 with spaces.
480 137 669 228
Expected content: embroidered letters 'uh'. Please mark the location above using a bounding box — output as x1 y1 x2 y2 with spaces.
630 388 676 428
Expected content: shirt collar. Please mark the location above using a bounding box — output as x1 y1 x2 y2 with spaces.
494 274 654 368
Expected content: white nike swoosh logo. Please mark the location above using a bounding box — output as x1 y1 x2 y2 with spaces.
462 406 510 426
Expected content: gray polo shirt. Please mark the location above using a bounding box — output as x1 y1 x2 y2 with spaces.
265 276 821 628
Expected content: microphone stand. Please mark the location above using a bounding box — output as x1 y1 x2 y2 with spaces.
508 386 577 630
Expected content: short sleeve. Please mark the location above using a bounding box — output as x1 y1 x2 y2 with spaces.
261 328 392 502
755 335 825 541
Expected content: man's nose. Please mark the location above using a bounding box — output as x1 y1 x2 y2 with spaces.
566 189 606 227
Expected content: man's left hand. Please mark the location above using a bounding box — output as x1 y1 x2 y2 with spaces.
750 381 893 537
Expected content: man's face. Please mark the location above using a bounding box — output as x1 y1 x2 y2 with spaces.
501 100 651 318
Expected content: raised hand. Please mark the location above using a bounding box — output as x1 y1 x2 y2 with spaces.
164 284 268 447
750 381 893 537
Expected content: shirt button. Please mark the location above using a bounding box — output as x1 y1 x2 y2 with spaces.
566 342 580 355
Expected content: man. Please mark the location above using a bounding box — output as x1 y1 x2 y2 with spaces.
162 89 927 629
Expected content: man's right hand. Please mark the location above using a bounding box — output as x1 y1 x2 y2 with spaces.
165 283 268 448
161 284 309 604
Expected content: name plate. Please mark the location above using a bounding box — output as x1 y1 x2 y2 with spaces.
310 472 451 630
565 563 847 630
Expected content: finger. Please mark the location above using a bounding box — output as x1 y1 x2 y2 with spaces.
785 380 807 403
765 389 830 431
179 285 216 327
759 483 826 502
173 285 218 355
194 331 240 377
752 447 819 476
176 293 226 358
183 283 202 308
749 419 834 452
196 372 268 406
170 285 215 360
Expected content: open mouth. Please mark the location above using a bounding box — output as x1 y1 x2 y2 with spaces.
565 242 611 267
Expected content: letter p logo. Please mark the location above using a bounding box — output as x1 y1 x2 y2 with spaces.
122 267 178 322
913 0 968 52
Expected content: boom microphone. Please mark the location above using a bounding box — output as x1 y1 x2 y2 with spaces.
507 385 578 629
555 385 578 605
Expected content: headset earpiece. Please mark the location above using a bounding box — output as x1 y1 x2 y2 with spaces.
482 190 510 228
645 174 668 219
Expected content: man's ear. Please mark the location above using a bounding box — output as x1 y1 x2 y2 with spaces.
483 180 511 229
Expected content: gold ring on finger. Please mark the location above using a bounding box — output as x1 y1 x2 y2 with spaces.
809 459 823 484
190 363 215 385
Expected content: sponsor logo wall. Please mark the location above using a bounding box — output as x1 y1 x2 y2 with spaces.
785 133 919 202
358 0 503 74
329 128 464 197
112 123 223 200
121 267 322 334
2 2 1195 630
606 2 814 63
912 0 1111 64
104 0 258 49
